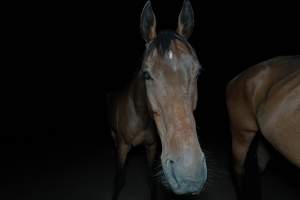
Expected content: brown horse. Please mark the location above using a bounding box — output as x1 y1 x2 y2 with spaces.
107 1 207 199
226 56 300 198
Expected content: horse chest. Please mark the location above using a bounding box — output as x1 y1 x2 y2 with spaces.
127 127 156 147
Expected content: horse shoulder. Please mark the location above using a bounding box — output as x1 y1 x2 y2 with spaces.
110 88 156 147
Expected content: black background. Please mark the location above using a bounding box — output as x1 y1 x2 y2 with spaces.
2 0 300 199
20 0 300 144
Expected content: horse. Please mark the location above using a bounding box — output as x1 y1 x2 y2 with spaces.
107 1 207 199
226 55 300 199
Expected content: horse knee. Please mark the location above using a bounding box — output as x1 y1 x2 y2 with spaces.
116 142 130 169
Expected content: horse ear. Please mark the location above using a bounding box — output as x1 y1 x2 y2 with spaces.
176 0 194 39
140 1 157 43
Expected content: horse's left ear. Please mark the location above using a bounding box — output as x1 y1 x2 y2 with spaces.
176 0 194 39
140 1 157 43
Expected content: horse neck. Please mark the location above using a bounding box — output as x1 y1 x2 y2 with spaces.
128 73 149 118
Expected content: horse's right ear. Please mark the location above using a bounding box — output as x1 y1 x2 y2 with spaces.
176 0 194 39
140 1 157 43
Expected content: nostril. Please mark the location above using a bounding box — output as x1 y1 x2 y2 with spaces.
166 159 175 166
166 159 179 188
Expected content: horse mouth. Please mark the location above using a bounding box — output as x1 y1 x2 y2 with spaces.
154 162 206 195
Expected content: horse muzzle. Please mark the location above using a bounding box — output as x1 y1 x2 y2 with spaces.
162 152 207 195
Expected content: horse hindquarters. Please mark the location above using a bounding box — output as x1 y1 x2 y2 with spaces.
226 79 260 199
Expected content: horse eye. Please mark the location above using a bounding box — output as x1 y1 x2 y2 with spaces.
143 71 153 80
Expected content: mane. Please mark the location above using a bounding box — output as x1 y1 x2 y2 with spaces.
146 30 193 56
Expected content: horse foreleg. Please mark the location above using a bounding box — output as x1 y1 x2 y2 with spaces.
146 143 160 200
231 129 257 200
112 141 130 200
146 143 157 200
146 142 157 169
257 139 271 174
